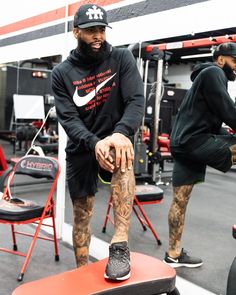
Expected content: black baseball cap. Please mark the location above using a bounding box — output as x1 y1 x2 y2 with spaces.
213 42 236 59
73 4 111 29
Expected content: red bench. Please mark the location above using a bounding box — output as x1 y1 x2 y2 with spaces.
12 252 179 295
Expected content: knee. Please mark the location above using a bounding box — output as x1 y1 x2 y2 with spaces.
111 167 135 194
173 185 193 207
73 196 94 224
112 165 134 179
230 145 236 163
230 144 236 154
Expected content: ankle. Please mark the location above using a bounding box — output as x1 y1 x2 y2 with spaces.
111 238 128 245
168 250 180 258
75 246 89 267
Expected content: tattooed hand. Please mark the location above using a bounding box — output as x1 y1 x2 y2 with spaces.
95 133 134 173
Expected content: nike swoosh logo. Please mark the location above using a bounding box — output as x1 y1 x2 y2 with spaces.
168 257 179 263
73 73 116 107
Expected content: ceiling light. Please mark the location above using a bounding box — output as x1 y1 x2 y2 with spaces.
181 53 213 59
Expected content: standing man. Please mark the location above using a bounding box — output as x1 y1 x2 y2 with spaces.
52 4 144 280
164 42 236 268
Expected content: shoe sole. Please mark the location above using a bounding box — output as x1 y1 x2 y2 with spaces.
104 271 131 281
163 260 203 268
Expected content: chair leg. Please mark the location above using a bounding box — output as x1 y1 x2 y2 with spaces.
18 219 44 281
132 205 147 231
102 196 113 233
51 207 59 261
11 224 18 251
134 197 162 245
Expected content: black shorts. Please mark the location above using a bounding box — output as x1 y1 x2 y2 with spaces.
66 152 112 201
171 134 236 187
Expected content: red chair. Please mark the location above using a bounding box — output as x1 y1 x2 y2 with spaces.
156 134 172 185
0 145 8 176
0 145 14 191
102 184 164 245
0 155 60 281
142 131 172 185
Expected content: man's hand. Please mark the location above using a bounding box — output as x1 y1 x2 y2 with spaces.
106 133 134 172
95 137 115 173
95 133 134 173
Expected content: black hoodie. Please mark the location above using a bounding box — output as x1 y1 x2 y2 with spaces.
52 42 144 154
170 62 236 149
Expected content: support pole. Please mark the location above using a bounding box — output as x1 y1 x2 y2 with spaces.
55 0 69 239
142 59 149 131
151 58 163 182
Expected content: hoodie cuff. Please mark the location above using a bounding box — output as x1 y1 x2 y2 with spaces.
113 126 130 137
88 136 100 151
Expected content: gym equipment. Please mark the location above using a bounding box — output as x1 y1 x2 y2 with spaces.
12 252 180 295
131 42 175 184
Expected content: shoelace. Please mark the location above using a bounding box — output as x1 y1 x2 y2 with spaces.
111 246 129 262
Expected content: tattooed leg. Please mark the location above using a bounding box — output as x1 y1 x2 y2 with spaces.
110 167 135 244
168 184 194 258
72 196 95 268
230 145 236 164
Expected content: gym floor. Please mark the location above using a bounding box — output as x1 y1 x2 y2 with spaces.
0 139 235 295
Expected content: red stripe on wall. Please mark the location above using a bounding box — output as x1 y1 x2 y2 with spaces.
0 7 66 36
0 0 122 36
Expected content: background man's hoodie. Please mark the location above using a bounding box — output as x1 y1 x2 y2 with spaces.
170 63 236 149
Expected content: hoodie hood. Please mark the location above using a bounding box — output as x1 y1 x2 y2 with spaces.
67 41 112 68
190 62 214 82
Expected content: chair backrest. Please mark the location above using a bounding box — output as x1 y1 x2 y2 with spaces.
14 155 59 180
3 155 60 201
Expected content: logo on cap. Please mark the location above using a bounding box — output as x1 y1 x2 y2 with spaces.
86 5 104 21
74 3 111 29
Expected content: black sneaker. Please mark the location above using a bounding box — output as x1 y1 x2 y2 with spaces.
164 248 203 268
104 241 131 280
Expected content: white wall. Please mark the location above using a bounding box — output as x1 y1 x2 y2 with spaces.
1 0 236 63
107 0 236 47
167 63 194 90
167 63 236 99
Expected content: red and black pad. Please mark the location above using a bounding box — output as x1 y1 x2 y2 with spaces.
14 156 59 179
12 252 178 295
0 198 44 221
135 184 163 202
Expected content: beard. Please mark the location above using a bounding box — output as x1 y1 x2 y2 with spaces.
77 38 107 63
222 62 236 81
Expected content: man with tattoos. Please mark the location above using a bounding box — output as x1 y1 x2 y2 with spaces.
52 4 144 280
164 42 236 268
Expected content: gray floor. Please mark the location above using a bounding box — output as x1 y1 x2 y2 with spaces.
91 170 236 295
0 139 236 295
